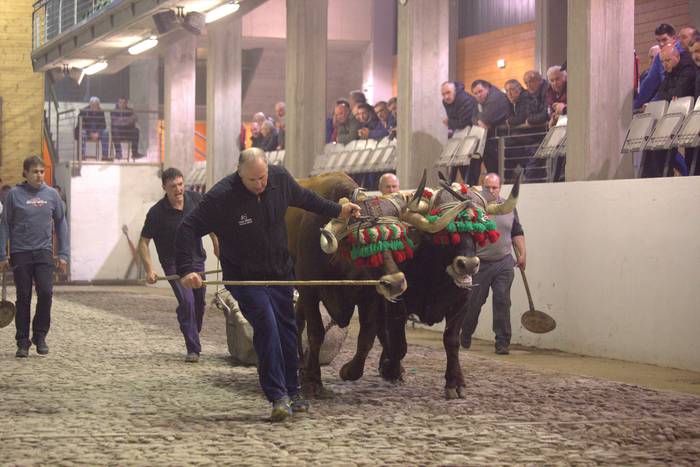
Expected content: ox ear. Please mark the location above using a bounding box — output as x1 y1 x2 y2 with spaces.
406 169 427 212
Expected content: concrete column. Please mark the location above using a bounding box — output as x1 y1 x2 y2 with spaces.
129 58 159 162
206 16 242 187
536 0 567 73
396 0 449 187
164 36 196 175
566 0 635 181
448 0 459 82
362 0 396 104
285 0 327 178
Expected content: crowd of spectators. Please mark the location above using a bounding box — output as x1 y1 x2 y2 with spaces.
75 96 143 160
325 90 397 145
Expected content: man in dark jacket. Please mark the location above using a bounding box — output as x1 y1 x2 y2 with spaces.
656 45 696 101
0 156 68 358
78 96 109 160
469 79 511 185
522 70 549 126
175 148 361 422
441 81 477 135
504 79 534 127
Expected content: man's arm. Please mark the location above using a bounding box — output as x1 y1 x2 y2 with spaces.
176 191 223 285
634 54 663 109
512 235 526 270
138 236 158 284
209 233 220 259
449 95 477 130
285 168 360 220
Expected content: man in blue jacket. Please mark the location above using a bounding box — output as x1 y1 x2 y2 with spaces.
175 148 361 422
0 156 69 358
635 23 684 110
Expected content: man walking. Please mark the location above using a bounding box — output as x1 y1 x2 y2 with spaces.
175 148 360 422
139 168 219 363
0 156 68 357
461 173 526 355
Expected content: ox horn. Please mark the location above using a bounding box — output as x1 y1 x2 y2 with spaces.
320 198 351 254
484 168 521 216
406 169 427 212
401 199 471 234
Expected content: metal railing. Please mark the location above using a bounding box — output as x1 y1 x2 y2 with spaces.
32 0 117 50
493 125 561 183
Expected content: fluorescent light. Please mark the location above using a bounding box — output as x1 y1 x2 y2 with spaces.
128 36 158 55
83 60 108 75
205 1 240 23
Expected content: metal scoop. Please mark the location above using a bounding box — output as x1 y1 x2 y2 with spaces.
518 263 556 334
0 268 16 328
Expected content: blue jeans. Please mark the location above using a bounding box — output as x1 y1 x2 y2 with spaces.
164 263 206 354
82 129 109 160
226 283 298 402
461 255 515 346
11 250 55 347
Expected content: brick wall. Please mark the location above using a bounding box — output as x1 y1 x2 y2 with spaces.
0 0 44 185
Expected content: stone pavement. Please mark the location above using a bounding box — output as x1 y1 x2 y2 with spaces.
1 286 699 465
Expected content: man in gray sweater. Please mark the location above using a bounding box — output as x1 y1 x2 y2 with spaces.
460 173 526 355
0 156 69 357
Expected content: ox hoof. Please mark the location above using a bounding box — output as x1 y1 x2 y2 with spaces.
445 386 467 400
379 362 405 383
340 362 364 381
301 382 334 399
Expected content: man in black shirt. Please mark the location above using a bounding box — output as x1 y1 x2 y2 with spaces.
139 168 219 363
175 148 361 422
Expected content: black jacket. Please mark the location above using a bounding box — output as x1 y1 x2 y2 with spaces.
175 165 341 280
526 80 550 125
506 91 536 127
443 82 477 131
657 51 697 101
477 87 511 129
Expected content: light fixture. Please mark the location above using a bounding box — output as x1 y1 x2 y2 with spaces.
128 36 159 55
83 60 108 75
497 59 506 69
205 0 240 23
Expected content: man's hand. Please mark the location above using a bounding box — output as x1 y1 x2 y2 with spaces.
57 259 68 274
0 259 8 270
146 270 158 284
339 202 361 220
180 272 204 289
90 132 99 140
358 128 369 139
516 255 526 270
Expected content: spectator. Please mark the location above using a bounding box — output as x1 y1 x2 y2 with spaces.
387 96 397 122
357 103 387 140
635 23 682 109
441 81 477 136
77 96 109 160
326 99 349 143
250 121 263 149
469 79 511 185
111 97 143 160
274 102 286 150
656 44 696 101
0 185 11 205
522 70 549 126
374 101 396 139
276 117 285 150
689 32 700 175
258 120 279 152
545 66 567 127
349 90 367 114
253 112 267 127
334 102 360 145
504 79 535 127
640 45 661 85
678 26 698 50
378 173 400 195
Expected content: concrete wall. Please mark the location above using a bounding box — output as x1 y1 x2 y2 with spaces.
0 0 44 185
469 176 700 372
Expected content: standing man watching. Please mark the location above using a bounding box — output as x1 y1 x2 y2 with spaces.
0 156 68 358
461 173 525 355
138 168 219 363
175 148 361 422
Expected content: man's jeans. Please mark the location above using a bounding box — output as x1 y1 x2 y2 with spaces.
461 255 516 346
82 129 110 160
11 250 55 347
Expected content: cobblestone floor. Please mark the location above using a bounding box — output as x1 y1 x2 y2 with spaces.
1 286 699 465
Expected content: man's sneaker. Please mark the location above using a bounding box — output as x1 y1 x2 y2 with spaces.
15 346 29 358
185 352 200 363
495 343 510 355
32 338 49 356
290 393 310 414
270 396 292 422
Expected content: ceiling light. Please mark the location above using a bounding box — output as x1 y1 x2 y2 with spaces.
83 60 108 75
128 36 159 55
205 1 240 23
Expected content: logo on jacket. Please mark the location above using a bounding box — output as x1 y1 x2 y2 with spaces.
26 197 48 207
238 213 253 226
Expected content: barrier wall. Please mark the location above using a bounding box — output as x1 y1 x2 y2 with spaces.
469 176 700 372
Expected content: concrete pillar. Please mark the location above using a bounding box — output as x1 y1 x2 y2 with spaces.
285 0 327 178
536 0 567 73
129 58 159 162
206 16 242 187
448 0 459 82
566 0 635 181
362 0 396 104
396 0 449 187
164 36 196 175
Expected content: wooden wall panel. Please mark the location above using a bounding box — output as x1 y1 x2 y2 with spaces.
635 0 691 70
456 21 536 90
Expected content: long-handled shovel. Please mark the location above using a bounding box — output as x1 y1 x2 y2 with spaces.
516 254 556 334
0 268 16 328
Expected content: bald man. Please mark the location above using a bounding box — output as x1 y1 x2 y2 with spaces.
378 173 400 195
656 44 696 101
175 148 361 422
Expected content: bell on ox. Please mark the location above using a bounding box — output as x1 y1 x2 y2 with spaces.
0 269 16 328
